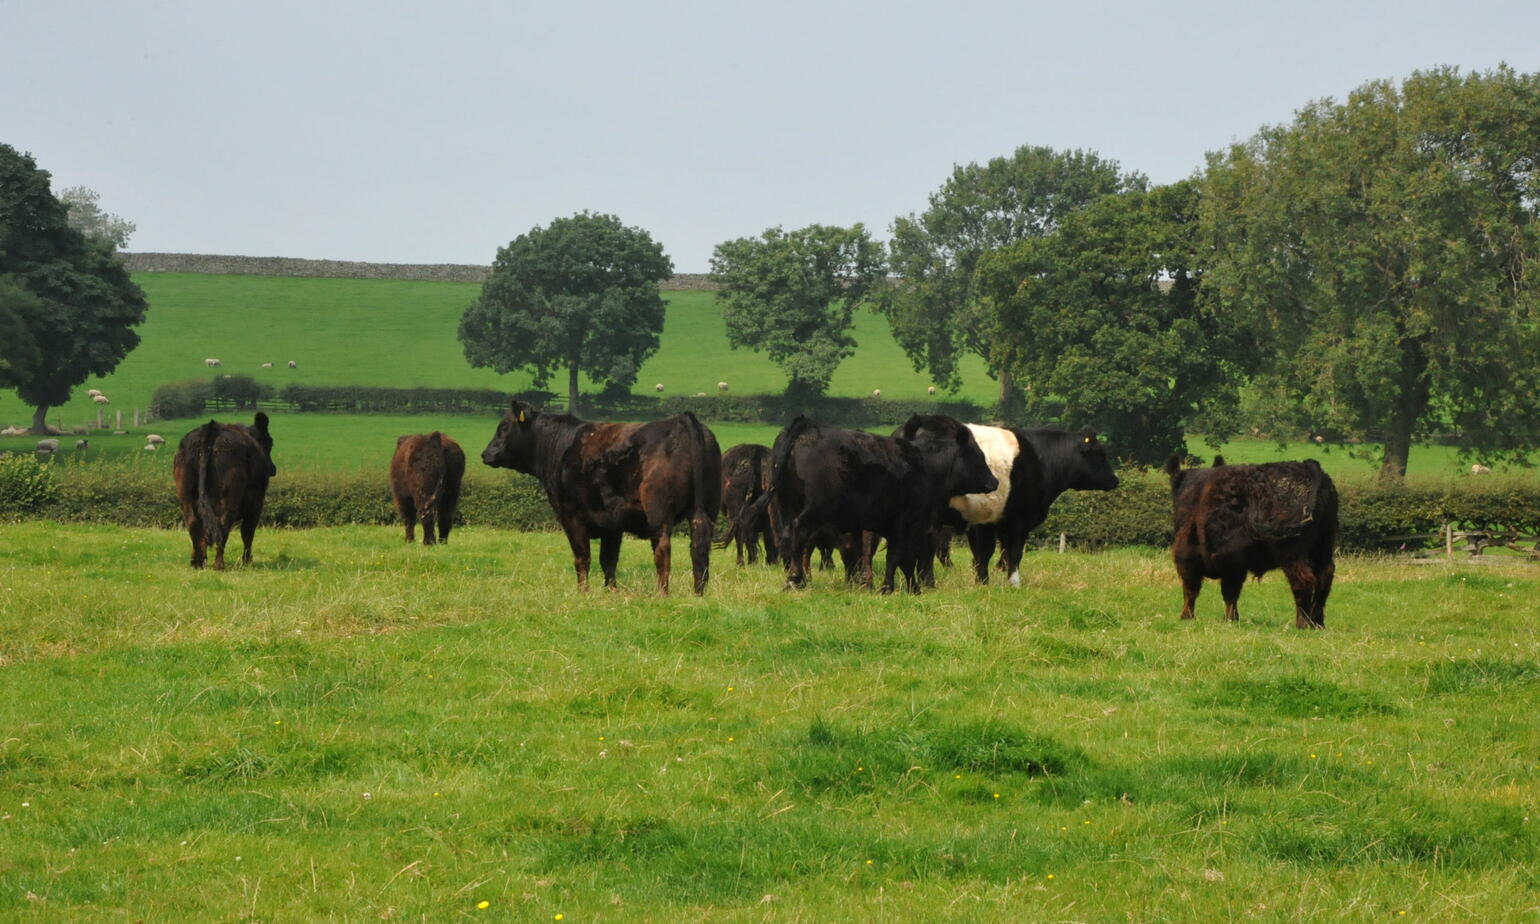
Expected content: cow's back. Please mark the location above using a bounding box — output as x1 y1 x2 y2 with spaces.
563 414 719 535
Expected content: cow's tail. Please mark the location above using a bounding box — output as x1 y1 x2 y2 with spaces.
195 420 224 551
738 416 812 546
681 411 719 594
422 431 446 514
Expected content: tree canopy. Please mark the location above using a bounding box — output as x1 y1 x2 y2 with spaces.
879 145 1145 401
979 181 1246 465
58 186 136 249
709 223 886 399
1202 65 1540 477
0 144 148 432
458 212 673 416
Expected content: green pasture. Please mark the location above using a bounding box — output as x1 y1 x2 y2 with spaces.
0 273 998 432
2 523 1538 919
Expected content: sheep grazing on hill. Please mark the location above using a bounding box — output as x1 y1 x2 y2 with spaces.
1 426 25 436
927 386 936 395
261 362 274 368
92 394 109 405
655 383 664 392
205 358 222 367
75 439 89 450
143 443 158 451
146 434 167 446
288 360 297 368
86 388 103 398
36 438 60 453
1471 464 1492 475
872 389 882 397
717 381 729 392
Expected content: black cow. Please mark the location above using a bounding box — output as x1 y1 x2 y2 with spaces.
717 443 779 565
172 412 276 569
1163 455 1338 629
755 414 997 594
481 400 721 595
936 425 1119 586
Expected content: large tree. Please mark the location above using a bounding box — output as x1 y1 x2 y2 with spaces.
0 144 148 433
879 145 1146 404
709 223 886 399
58 186 136 249
458 212 673 416
979 181 1248 464
1203 65 1540 477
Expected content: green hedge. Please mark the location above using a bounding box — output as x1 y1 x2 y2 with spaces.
5 459 1537 554
656 394 994 427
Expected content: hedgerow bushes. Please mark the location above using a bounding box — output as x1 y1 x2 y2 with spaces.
5 458 1536 554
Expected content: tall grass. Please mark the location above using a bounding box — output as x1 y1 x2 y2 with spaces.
2 523 1538 918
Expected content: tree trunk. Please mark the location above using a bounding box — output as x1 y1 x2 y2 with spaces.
567 358 581 417
30 404 49 435
1379 338 1430 481
997 368 1022 417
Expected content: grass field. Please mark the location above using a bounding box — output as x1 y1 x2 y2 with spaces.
2 523 1539 919
0 273 998 431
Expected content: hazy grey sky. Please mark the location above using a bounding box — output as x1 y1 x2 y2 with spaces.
4 0 1537 271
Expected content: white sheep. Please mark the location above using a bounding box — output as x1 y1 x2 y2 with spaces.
75 439 89 450
261 362 274 368
145 434 166 446
872 389 881 397
205 358 221 367
717 381 729 392
655 383 664 392
36 438 60 452
1471 464 1492 475
92 394 109 405
927 386 936 395
142 443 158 451
288 360 297 368
86 388 103 398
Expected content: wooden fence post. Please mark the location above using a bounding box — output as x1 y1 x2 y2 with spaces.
1445 522 1454 560
1059 533 1067 554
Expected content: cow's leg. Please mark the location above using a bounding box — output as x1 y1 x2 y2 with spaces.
596 532 622 590
1283 560 1323 630
837 532 865 586
999 524 1029 588
936 525 954 568
437 486 458 544
1175 557 1203 619
967 525 997 584
765 505 782 565
1310 554 1334 628
690 512 713 595
818 542 835 571
186 517 206 569
562 522 593 590
650 527 672 596
894 535 921 594
1220 570 1245 622
396 495 417 543
917 529 938 588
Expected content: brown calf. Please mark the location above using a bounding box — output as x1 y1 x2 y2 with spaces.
390 432 466 545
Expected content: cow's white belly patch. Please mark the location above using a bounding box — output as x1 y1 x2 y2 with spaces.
948 424 1017 524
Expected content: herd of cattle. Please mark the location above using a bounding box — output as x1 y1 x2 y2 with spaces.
171 401 1338 628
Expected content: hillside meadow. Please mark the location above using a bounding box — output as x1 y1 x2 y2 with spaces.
0 273 998 432
2 523 1539 919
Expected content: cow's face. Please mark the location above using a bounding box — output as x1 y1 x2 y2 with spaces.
482 400 538 472
948 425 999 496
1070 428 1118 491
901 415 998 498
252 412 276 477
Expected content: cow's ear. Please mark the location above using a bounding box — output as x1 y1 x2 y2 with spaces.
1163 454 1183 478
254 412 270 435
1212 454 1226 467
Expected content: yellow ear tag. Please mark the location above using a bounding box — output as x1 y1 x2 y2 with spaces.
1083 436 1092 444
517 410 526 423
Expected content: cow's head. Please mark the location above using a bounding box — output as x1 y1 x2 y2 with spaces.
899 414 998 498
1068 427 1118 491
252 412 276 477
482 399 539 472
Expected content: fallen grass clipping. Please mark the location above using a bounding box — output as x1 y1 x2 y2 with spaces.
2 523 1539 919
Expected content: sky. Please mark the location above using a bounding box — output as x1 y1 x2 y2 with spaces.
4 0 1538 272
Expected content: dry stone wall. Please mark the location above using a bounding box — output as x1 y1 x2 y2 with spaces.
122 252 716 290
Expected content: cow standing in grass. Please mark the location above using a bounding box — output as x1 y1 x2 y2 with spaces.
718 443 778 565
481 399 721 595
755 414 997 594
1163 455 1338 629
390 432 466 545
935 425 1120 587
173 412 276 569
